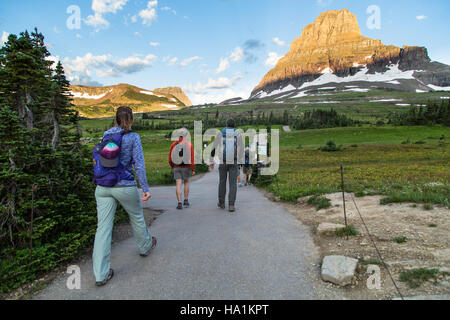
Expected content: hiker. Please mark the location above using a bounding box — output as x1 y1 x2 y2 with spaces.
238 166 243 187
92 107 157 287
169 128 195 210
243 145 253 186
209 118 244 212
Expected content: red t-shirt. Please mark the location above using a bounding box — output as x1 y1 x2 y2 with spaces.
169 137 195 172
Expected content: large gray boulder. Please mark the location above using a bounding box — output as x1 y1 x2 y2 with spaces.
321 255 358 286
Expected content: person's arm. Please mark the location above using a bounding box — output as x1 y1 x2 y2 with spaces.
132 134 150 194
168 142 175 168
209 132 222 166
190 143 195 173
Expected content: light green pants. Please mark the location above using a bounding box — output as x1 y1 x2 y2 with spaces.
93 186 153 282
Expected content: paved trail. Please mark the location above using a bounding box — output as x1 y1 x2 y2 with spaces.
34 169 319 300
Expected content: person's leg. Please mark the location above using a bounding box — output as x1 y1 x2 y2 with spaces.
93 186 117 282
113 187 153 255
176 179 183 203
228 165 238 206
218 164 227 205
184 180 190 200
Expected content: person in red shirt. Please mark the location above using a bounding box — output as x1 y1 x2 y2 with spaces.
169 128 195 210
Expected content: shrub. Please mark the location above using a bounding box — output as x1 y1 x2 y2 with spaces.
307 195 331 210
399 268 440 288
395 236 407 244
336 225 358 237
319 141 342 152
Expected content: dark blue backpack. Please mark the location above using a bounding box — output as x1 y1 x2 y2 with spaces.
93 131 134 187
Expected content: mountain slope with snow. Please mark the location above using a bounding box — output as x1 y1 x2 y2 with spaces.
69 84 191 118
251 9 450 99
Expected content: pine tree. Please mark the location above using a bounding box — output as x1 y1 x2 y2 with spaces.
0 29 96 293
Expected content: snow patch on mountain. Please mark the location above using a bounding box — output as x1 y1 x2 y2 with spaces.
428 84 450 92
70 90 112 100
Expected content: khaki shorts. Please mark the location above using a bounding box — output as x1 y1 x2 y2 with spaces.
173 167 191 181
243 166 253 175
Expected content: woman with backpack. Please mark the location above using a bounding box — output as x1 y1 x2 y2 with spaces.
92 106 157 286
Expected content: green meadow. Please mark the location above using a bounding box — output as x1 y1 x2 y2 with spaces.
80 116 450 208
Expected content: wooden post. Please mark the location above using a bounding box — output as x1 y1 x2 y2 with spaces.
340 164 349 240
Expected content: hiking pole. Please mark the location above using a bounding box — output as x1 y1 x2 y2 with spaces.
340 164 349 240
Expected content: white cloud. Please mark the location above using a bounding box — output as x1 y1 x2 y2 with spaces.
131 15 138 23
416 15 427 21
61 52 157 85
163 56 179 65
265 52 282 66
85 0 129 31
272 37 286 47
214 47 244 75
96 69 117 77
85 12 110 30
161 6 176 15
216 58 230 74
150 42 160 47
76 33 83 39
184 75 243 94
92 0 128 14
139 0 158 26
180 56 201 67
230 47 244 62
46 55 60 70
1 31 10 46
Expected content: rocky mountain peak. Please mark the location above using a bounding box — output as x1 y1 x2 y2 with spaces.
251 9 450 97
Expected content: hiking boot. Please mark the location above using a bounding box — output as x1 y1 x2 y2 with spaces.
218 202 225 209
183 199 190 208
229 204 236 213
140 237 157 257
95 269 114 287
177 203 183 210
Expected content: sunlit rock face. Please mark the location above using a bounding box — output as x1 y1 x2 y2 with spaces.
252 8 450 96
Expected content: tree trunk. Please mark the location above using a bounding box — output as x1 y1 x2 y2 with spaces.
25 92 34 131
51 109 60 150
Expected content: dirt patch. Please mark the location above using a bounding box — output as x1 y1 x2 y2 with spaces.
268 191 450 299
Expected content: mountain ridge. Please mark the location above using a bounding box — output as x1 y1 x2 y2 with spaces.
251 8 450 98
69 83 192 118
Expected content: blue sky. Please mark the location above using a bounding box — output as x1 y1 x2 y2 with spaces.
1 0 449 104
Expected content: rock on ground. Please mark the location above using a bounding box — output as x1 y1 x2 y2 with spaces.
321 255 358 286
317 223 345 234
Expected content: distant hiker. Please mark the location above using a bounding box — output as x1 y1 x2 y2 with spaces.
243 145 253 186
209 118 244 212
92 107 157 286
169 128 195 210
238 166 244 188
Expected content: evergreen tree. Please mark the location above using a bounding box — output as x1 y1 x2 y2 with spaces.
0 29 96 293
